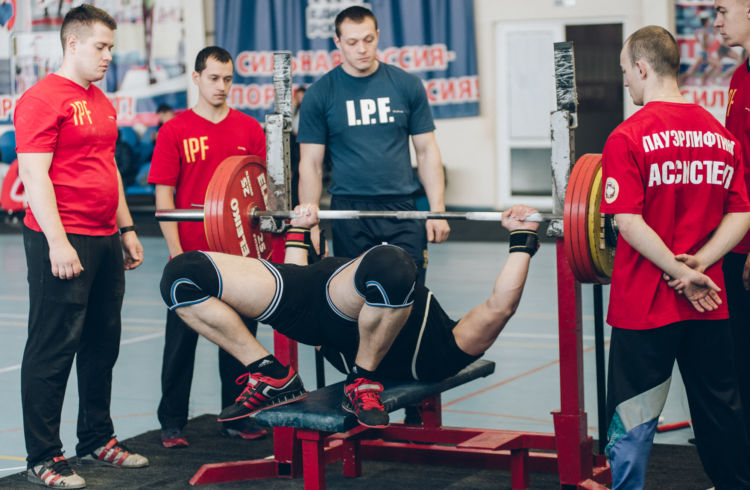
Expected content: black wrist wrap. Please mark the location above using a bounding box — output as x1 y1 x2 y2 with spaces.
509 230 539 257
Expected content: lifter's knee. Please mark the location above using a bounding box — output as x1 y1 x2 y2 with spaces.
354 245 417 308
160 251 222 310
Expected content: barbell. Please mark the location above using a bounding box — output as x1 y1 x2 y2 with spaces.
154 154 615 284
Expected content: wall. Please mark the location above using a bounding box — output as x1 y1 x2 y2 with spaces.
437 0 674 209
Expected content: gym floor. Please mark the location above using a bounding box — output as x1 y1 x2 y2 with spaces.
0 228 694 477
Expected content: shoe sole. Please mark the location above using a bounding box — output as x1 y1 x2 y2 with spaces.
162 440 189 448
76 457 149 468
27 473 86 489
221 429 268 440
218 391 308 422
341 402 390 429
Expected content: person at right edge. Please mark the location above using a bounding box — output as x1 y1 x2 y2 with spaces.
713 0 750 447
602 26 750 489
296 6 451 285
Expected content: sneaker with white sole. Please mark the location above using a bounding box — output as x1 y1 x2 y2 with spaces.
77 438 149 468
27 455 85 488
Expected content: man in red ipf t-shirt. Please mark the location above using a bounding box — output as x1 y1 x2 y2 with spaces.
148 46 267 447
14 4 148 488
601 26 750 489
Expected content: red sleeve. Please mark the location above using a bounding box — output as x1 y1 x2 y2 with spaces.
600 132 645 215
14 94 61 153
247 117 266 163
725 142 750 213
148 122 181 186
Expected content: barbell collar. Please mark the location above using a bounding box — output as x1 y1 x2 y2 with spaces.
155 208 558 223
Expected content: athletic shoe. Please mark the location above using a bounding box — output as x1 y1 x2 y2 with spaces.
342 377 389 428
77 438 149 468
217 366 307 422
161 428 189 448
27 455 85 488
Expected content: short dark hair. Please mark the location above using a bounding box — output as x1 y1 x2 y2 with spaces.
156 103 173 113
625 25 680 78
194 46 233 73
334 6 377 38
60 4 117 51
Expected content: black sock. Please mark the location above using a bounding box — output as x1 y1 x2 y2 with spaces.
347 364 377 383
246 355 288 378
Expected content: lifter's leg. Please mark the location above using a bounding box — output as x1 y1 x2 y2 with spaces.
175 298 269 365
328 245 417 427
160 251 307 421
354 305 411 371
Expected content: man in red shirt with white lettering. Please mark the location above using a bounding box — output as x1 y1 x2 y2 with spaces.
601 26 750 489
14 5 148 488
713 0 750 444
148 46 267 448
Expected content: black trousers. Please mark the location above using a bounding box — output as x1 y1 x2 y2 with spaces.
22 227 124 466
606 320 750 489
330 195 428 284
157 308 257 430
723 251 750 443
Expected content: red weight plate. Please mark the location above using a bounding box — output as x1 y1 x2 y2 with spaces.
574 154 602 282
569 157 593 282
565 154 593 281
564 154 601 283
564 159 584 280
204 155 273 259
564 157 583 280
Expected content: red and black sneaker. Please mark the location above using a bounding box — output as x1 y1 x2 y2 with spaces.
218 365 307 422
342 377 389 428
161 428 189 448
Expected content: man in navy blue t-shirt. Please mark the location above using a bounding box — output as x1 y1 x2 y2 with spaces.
297 5 450 284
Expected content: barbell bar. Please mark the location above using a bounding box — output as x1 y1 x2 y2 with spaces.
155 208 555 223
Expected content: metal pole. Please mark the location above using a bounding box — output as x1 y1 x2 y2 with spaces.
593 283 607 454
154 208 555 223
314 350 325 389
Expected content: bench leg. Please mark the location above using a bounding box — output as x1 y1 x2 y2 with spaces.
298 430 326 490
342 439 361 477
421 394 442 428
510 448 530 490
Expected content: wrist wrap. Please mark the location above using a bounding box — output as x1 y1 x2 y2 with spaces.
509 229 539 257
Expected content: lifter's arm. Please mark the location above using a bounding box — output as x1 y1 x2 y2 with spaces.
452 205 537 356
18 152 82 279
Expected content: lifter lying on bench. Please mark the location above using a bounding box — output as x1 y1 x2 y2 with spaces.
159 204 540 429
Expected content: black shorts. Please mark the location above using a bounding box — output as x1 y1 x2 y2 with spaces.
256 257 479 381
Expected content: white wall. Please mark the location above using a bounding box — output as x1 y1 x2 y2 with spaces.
433 0 675 209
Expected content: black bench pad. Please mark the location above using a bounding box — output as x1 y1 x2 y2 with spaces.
255 359 495 433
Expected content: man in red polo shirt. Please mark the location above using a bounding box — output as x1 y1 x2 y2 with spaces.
15 5 148 488
148 46 267 448
713 0 750 444
602 26 750 489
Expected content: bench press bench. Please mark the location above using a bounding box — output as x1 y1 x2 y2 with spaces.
190 359 565 489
